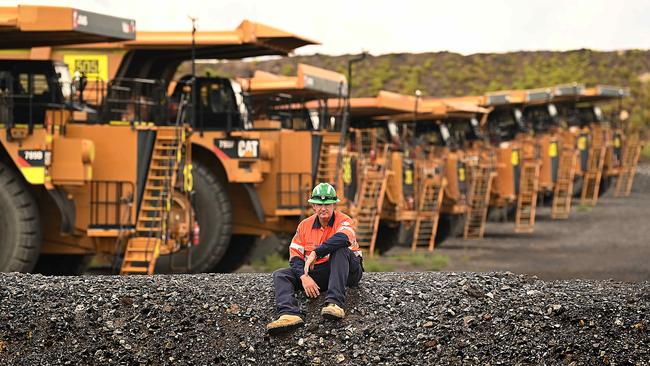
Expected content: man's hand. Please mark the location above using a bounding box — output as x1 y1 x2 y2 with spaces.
304 251 317 275
301 274 320 298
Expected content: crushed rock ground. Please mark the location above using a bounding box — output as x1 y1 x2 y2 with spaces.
0 272 648 365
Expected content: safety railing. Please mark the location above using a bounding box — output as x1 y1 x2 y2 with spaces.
277 172 311 210
101 78 170 126
90 181 135 229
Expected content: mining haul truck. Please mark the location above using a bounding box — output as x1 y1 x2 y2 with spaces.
0 5 196 275
10 25 351 272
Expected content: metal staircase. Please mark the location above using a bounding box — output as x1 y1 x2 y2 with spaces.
316 135 339 185
551 148 578 219
351 128 378 162
411 177 445 251
614 137 642 197
350 167 387 258
515 161 540 233
580 130 607 206
464 166 494 240
121 127 183 275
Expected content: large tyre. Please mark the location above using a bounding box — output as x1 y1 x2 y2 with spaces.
599 176 613 197
0 161 41 272
434 213 465 245
155 160 232 273
212 234 258 273
572 176 584 198
374 222 401 254
33 254 92 275
572 175 611 199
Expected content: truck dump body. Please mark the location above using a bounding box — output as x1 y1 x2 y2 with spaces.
0 5 135 48
0 5 198 275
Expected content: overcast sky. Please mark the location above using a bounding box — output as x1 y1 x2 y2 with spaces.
3 0 649 56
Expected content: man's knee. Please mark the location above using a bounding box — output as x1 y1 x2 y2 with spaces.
273 268 294 281
329 247 352 260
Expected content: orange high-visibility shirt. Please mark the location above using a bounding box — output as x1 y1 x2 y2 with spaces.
289 211 361 265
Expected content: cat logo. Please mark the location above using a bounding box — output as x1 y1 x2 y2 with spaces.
214 138 260 159
237 139 259 158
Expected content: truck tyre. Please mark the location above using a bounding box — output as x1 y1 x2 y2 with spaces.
573 175 611 199
572 176 584 198
212 234 257 272
33 254 92 275
435 213 464 245
0 161 42 272
599 176 612 197
374 222 401 253
155 160 232 273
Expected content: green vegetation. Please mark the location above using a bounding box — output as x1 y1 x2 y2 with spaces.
250 253 286 273
364 251 449 272
180 49 650 135
576 204 593 213
392 251 449 271
362 258 396 272
246 250 449 273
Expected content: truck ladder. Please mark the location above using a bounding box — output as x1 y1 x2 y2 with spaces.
515 161 540 233
351 168 387 258
121 127 183 275
580 144 606 206
351 128 378 162
464 166 494 240
551 148 578 219
411 177 445 251
316 136 339 185
614 139 642 197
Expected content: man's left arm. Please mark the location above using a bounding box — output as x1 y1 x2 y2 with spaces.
313 220 356 258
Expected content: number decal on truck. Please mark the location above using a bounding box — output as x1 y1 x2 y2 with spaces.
18 150 48 167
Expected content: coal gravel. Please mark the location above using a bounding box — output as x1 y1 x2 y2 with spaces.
0 272 648 365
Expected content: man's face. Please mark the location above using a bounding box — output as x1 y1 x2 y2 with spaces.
312 203 334 223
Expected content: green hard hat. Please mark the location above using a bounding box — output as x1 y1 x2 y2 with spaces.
308 183 340 204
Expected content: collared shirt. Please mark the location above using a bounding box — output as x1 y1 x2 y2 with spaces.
289 211 361 266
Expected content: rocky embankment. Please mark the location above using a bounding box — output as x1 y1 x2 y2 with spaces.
0 272 648 365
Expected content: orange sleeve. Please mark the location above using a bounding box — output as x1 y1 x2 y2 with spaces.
288 222 305 260
335 218 357 246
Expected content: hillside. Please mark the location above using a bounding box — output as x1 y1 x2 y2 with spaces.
178 49 650 133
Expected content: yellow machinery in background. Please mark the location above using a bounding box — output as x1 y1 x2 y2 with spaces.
0 5 196 275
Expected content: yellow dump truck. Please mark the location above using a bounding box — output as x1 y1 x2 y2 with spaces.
0 5 196 275
10 27 353 272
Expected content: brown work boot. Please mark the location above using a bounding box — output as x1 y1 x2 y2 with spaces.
321 303 345 320
266 314 304 335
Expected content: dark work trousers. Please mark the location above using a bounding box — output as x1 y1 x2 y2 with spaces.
272 247 363 316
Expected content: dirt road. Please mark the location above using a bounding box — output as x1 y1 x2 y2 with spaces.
437 168 650 282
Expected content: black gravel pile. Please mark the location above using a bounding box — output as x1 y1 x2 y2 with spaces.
0 272 648 365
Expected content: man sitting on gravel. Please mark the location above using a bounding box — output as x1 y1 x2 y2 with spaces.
267 183 364 335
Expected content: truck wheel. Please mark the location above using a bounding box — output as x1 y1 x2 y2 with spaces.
155 160 232 273
435 213 464 245
572 176 584 198
599 176 612 197
33 254 92 275
374 222 401 254
212 234 257 273
0 161 41 272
